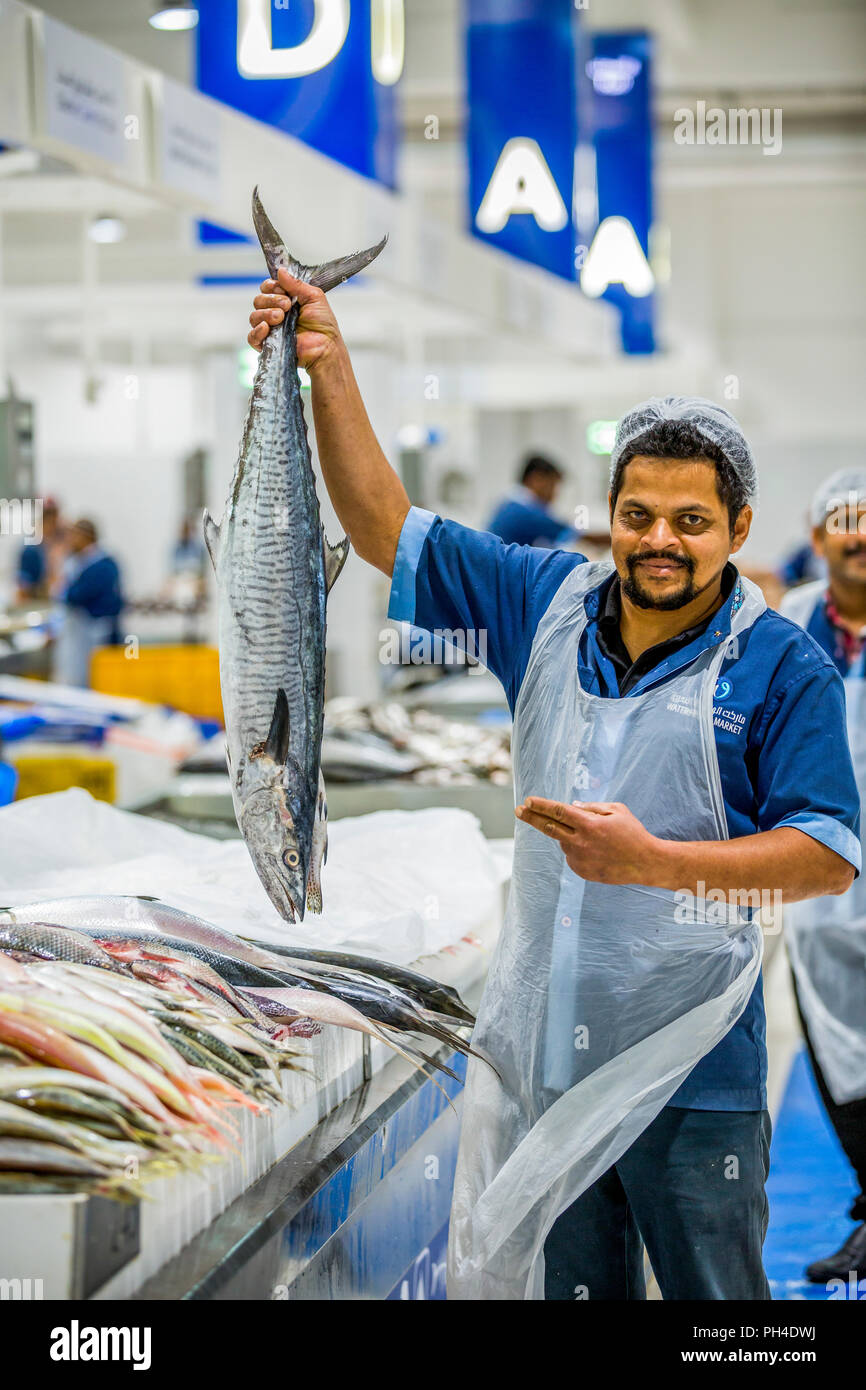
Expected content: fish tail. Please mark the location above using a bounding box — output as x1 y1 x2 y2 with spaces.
251 187 387 291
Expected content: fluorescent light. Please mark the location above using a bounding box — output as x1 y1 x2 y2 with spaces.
396 424 427 450
371 0 404 86
88 215 126 245
149 4 199 31
585 56 642 97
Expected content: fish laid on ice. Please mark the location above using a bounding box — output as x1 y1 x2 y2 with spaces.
1 897 476 1025
0 1136 112 1177
2 897 480 1066
203 188 386 922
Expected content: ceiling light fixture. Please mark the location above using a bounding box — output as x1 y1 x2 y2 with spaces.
89 214 127 245
149 3 199 32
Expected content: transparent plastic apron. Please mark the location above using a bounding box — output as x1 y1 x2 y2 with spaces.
781 582 866 1105
447 561 766 1300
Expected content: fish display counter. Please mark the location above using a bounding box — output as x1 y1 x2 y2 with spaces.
0 791 511 1300
132 694 516 840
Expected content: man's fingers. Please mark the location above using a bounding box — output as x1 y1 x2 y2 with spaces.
522 797 580 825
247 322 268 351
253 292 292 312
250 306 285 326
522 796 621 822
515 806 572 842
276 267 322 302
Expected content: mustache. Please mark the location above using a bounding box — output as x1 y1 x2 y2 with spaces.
626 549 696 576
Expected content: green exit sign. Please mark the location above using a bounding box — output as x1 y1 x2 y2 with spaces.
586 420 618 455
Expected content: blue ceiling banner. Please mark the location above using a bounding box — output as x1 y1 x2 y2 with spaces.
466 0 579 282
576 30 655 354
197 0 401 191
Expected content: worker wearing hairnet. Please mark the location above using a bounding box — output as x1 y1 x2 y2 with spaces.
250 272 861 1300
779 469 866 1286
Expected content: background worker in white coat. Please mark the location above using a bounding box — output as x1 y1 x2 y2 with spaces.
780 468 866 1285
248 273 861 1301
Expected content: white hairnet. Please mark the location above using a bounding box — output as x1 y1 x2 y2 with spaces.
810 469 866 528
609 396 757 504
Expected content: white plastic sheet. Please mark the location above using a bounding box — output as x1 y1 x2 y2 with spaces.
0 789 507 965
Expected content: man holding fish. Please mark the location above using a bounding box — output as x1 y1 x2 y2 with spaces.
248 263 860 1299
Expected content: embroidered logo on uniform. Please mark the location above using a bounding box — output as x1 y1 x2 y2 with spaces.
714 677 732 701
713 704 746 735
731 580 744 614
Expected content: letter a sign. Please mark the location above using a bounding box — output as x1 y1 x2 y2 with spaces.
475 139 569 234
467 0 579 280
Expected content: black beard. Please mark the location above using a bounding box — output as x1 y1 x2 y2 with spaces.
622 551 698 610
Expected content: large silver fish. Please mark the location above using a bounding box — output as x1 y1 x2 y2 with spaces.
203 190 386 922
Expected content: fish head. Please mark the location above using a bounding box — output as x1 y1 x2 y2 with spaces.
238 756 308 922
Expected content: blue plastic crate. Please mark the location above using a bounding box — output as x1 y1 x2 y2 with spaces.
0 714 45 743
0 761 17 805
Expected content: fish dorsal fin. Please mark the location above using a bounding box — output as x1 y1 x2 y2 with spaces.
251 187 387 291
322 527 350 593
203 510 221 572
264 689 290 764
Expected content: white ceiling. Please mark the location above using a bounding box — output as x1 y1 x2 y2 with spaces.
3 2 864 395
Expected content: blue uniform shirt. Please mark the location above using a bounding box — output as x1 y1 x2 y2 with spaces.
18 542 46 589
799 589 866 682
486 487 577 549
388 507 862 1112
63 552 123 622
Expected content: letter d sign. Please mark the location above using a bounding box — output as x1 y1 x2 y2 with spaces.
238 0 350 79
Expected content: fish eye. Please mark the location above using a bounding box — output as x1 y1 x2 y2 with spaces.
282 848 300 869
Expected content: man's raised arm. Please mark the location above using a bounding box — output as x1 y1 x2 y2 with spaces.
249 269 409 576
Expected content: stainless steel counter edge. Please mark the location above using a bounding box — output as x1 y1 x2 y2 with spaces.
132 1044 468 1300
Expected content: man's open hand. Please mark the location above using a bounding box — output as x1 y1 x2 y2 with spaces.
515 796 662 885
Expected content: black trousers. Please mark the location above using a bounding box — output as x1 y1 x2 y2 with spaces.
791 971 866 1222
543 1106 772 1300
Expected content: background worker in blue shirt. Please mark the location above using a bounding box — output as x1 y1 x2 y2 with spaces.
780 468 866 1287
248 274 860 1301
485 454 579 548
53 518 124 688
16 496 67 603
